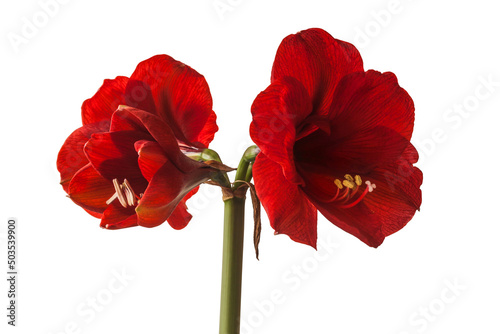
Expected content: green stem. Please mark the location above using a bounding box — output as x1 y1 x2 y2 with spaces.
233 145 260 190
233 158 250 190
218 145 260 334
219 196 245 334
244 162 254 183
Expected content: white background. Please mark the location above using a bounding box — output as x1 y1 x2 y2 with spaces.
1 0 499 333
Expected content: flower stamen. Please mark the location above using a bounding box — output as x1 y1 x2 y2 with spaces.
354 175 362 186
344 174 354 182
106 179 140 208
122 179 137 207
330 175 376 208
342 179 355 189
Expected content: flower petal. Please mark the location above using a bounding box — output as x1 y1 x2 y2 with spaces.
194 110 218 148
312 199 385 248
363 144 423 236
68 164 114 213
135 140 168 182
166 201 192 230
301 144 422 247
84 209 103 219
100 202 138 229
296 125 411 176
166 187 199 229
250 77 312 185
57 121 110 192
253 154 317 248
84 130 149 193
122 79 157 115
135 162 212 228
126 55 217 147
82 76 129 125
329 70 415 140
109 106 195 173
271 28 363 117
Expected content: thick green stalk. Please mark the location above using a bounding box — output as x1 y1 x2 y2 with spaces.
218 145 259 334
219 196 246 334
233 145 259 189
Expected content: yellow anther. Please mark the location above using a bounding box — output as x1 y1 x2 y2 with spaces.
355 175 362 186
334 179 343 189
343 180 355 189
344 174 354 182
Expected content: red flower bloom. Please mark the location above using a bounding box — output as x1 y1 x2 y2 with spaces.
250 28 423 248
57 55 219 229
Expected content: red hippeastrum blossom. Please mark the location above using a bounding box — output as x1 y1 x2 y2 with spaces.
250 28 423 248
57 55 220 229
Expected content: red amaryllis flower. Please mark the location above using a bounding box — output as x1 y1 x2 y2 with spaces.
250 28 423 248
57 55 219 229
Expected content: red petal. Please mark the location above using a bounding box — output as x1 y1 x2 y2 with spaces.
126 55 217 147
57 121 110 192
135 162 212 228
84 131 149 192
82 76 129 125
253 154 317 248
271 28 363 117
122 79 157 115
166 201 192 230
68 164 114 213
100 202 138 229
295 166 343 203
194 110 218 148
250 77 312 184
84 209 103 219
329 70 415 140
300 144 422 247
183 186 199 203
166 187 199 229
135 140 168 181
109 106 194 173
363 144 423 236
312 199 385 248
296 126 411 176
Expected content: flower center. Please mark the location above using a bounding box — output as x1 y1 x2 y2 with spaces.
329 174 376 209
106 179 143 208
